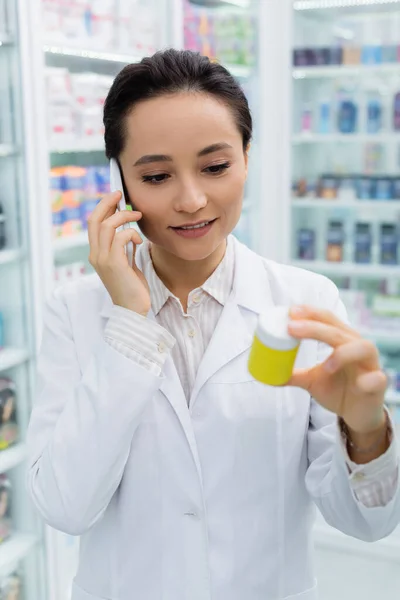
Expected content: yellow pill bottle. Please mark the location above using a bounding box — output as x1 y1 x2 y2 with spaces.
248 307 300 386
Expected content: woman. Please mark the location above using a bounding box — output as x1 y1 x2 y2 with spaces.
27 50 400 600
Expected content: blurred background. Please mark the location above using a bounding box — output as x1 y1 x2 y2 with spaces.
1 0 400 597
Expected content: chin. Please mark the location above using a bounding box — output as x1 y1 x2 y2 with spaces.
152 230 228 262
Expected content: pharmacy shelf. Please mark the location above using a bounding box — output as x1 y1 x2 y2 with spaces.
292 133 400 144
53 231 89 253
294 0 400 12
50 137 105 154
386 391 400 405
226 64 252 78
292 198 400 209
360 327 400 346
0 248 24 266
0 35 12 48
0 534 39 578
293 63 400 79
0 443 26 473
313 522 400 562
292 259 400 278
43 43 143 64
0 144 17 157
0 348 30 372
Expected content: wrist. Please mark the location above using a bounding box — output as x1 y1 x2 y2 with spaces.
341 408 388 455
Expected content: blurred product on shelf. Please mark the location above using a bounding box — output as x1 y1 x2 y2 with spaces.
296 87 400 137
0 474 11 544
339 287 400 336
0 203 6 250
41 0 159 55
326 220 345 262
380 224 398 265
50 165 109 239
297 228 316 260
0 313 3 350
354 223 372 264
0 571 22 600
293 13 400 67
45 67 113 145
54 263 88 288
293 174 400 201
0 379 19 451
184 0 256 67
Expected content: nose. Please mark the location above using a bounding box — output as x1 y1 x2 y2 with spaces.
174 179 207 214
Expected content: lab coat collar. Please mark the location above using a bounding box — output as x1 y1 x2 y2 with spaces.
99 235 272 320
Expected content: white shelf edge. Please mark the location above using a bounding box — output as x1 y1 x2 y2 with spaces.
0 144 17 157
0 348 30 372
294 63 400 79
226 64 252 78
293 133 400 144
0 248 24 266
50 138 104 154
294 0 400 10
0 443 26 473
43 44 143 64
0 534 39 578
313 523 400 563
53 232 89 253
386 392 400 405
292 198 400 209
291 259 400 278
0 35 12 47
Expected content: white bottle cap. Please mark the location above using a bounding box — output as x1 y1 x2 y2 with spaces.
256 307 299 352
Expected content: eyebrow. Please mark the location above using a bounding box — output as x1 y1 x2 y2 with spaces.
133 142 233 167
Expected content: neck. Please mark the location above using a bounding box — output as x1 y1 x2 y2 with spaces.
150 239 227 309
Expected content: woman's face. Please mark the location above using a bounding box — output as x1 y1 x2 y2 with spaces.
119 92 248 262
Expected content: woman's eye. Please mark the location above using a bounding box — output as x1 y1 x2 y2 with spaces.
204 162 231 175
142 173 170 185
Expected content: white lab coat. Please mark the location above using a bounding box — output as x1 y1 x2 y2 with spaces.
27 237 400 600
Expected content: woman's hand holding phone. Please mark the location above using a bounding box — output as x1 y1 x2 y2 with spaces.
88 191 151 316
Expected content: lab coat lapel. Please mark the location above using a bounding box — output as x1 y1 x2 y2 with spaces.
98 244 204 481
190 237 274 406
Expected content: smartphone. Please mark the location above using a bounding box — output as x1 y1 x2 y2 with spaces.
110 158 134 268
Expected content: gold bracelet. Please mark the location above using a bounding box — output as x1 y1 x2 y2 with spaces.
339 411 389 455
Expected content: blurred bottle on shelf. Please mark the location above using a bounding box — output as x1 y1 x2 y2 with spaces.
380 224 399 265
326 221 345 262
354 223 372 264
296 228 316 260
0 203 5 250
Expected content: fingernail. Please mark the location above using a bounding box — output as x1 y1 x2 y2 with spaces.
291 306 306 317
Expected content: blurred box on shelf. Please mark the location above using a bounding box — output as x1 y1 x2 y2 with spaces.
54 263 87 288
42 0 159 55
51 165 109 239
0 379 19 452
184 0 256 68
0 474 12 545
0 571 22 600
293 174 400 202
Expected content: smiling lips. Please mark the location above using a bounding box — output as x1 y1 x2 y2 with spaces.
171 218 217 239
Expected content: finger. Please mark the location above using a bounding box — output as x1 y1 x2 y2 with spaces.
322 339 380 374
290 305 359 338
356 370 388 395
88 191 122 255
287 319 353 348
98 211 142 256
286 366 316 391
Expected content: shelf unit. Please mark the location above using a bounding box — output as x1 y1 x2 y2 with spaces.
291 259 400 278
292 199 400 209
293 63 400 79
0 348 30 371
293 133 400 144
0 443 27 473
0 144 17 157
0 249 25 266
0 534 39 579
53 231 89 253
43 44 144 64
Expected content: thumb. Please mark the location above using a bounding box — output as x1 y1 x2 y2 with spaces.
286 367 316 391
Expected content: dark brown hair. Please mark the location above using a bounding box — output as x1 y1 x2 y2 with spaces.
104 48 252 159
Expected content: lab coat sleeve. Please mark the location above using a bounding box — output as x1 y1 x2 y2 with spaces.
27 288 164 536
305 277 400 542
